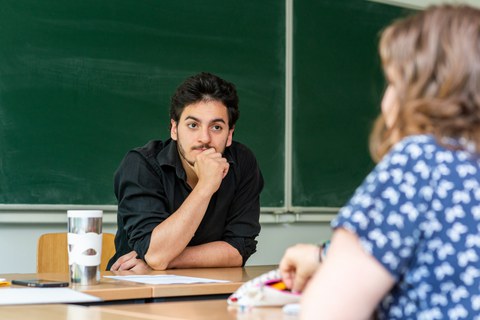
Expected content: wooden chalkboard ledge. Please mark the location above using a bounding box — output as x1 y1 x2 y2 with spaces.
0 204 118 225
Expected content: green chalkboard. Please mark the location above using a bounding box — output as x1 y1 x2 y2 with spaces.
292 1 412 207
0 1 285 205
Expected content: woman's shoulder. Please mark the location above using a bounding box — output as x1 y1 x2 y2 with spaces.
392 134 437 153
392 134 479 163
378 135 436 170
387 134 461 164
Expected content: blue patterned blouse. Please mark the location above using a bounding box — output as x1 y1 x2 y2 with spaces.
332 134 480 320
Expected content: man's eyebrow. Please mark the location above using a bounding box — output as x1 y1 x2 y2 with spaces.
210 118 226 124
184 116 226 124
184 116 200 122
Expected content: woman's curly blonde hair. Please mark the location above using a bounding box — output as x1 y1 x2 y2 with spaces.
370 5 480 162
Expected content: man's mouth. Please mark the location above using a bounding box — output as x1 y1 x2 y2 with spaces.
193 145 212 151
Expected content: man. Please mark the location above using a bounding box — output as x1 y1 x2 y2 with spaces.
107 72 263 271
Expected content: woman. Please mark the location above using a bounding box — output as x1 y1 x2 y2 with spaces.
280 5 480 319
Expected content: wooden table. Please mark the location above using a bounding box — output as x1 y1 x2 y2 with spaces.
96 299 299 320
1 265 277 303
0 301 298 320
0 304 150 320
1 272 152 301
0 265 290 320
148 265 275 299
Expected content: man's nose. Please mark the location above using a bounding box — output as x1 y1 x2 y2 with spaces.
198 127 211 144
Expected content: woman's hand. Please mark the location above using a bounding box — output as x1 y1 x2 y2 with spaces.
279 243 321 293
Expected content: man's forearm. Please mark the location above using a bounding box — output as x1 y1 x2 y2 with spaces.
144 186 213 270
165 241 243 269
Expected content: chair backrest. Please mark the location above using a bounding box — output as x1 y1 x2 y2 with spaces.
37 232 115 273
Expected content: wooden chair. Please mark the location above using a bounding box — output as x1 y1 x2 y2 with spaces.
37 232 116 273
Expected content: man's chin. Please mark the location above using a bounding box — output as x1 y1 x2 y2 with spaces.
184 156 195 167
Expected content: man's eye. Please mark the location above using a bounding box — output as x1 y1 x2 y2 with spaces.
187 123 197 129
212 125 222 131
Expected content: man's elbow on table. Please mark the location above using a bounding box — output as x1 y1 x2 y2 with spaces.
144 252 170 271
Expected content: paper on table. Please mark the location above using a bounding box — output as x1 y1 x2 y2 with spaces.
104 274 230 285
0 288 101 305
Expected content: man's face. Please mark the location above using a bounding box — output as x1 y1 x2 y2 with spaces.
170 100 234 166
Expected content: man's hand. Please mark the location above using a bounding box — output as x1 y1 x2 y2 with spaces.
110 251 152 273
279 243 320 293
193 148 229 194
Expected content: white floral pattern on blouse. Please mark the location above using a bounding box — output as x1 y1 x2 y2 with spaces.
332 135 480 320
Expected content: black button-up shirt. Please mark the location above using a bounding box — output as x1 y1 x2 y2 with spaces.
107 139 263 269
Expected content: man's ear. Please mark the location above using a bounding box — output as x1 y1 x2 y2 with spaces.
226 126 234 147
170 119 178 141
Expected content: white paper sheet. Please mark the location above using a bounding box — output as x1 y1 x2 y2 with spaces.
104 274 230 285
0 288 101 305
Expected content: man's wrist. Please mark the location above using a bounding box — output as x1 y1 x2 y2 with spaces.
191 183 216 199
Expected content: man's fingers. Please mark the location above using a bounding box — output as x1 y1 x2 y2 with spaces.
131 260 152 273
118 258 137 271
222 162 230 178
201 147 217 155
197 149 222 160
195 150 228 174
110 251 137 271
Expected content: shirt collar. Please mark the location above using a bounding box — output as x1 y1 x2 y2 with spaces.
156 139 186 180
